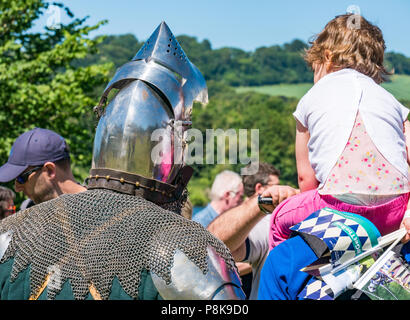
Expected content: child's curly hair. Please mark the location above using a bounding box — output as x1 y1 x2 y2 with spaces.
304 14 391 84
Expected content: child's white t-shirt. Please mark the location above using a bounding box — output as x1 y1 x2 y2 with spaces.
293 68 409 189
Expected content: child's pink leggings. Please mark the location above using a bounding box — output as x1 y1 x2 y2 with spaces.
269 189 409 250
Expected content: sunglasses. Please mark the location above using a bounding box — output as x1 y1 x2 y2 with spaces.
16 166 43 184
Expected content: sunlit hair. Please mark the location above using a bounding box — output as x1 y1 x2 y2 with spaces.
304 14 391 84
209 170 242 201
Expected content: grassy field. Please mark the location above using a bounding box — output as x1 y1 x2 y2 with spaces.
236 82 312 99
236 74 410 101
381 74 410 101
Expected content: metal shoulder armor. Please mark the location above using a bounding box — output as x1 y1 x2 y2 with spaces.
0 231 12 260
151 246 246 300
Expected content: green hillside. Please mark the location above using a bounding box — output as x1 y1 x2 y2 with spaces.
236 74 410 100
236 82 312 99
75 34 410 87
382 75 410 101
2 9 410 208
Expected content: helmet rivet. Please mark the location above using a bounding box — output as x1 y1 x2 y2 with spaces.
135 181 140 187
106 175 110 181
95 175 99 179
120 178 124 184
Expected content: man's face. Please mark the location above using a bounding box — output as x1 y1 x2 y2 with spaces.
265 175 279 187
228 183 244 209
253 174 280 196
14 165 55 204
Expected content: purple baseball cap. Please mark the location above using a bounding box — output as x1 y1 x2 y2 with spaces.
0 128 70 183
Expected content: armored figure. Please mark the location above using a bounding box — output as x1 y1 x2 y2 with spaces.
0 22 245 300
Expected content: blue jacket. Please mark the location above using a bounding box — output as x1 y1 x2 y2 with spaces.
258 235 315 300
192 203 218 228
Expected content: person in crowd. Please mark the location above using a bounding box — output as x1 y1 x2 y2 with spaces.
0 128 86 207
242 163 281 198
239 163 281 298
265 13 410 251
192 170 244 228
0 187 16 220
208 162 297 299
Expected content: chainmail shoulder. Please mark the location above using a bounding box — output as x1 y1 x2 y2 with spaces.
0 189 236 300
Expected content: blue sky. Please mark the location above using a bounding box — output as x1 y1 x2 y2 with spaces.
32 0 410 56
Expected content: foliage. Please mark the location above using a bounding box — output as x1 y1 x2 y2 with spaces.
82 33 410 88
2 6 410 207
72 33 143 73
237 83 313 99
385 52 410 75
77 34 314 86
0 0 112 203
177 36 313 86
236 74 410 101
187 85 298 205
381 75 410 101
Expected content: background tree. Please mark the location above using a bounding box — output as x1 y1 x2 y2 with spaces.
0 0 112 204
2 4 409 207
82 34 410 87
188 84 298 205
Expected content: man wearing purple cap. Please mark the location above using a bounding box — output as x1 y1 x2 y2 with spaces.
0 128 86 206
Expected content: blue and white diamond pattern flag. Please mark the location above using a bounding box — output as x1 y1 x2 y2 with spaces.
291 207 381 269
298 278 334 300
291 207 383 300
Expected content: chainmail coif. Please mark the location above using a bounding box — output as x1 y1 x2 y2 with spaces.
0 189 236 299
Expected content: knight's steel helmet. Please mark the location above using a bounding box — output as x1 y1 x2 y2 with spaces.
87 22 208 203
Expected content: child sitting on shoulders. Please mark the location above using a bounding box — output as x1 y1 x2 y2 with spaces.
266 13 410 250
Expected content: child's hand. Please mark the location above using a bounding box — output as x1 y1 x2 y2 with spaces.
400 211 410 243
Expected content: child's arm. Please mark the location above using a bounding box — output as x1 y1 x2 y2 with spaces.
295 119 319 192
404 120 410 165
402 120 410 243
